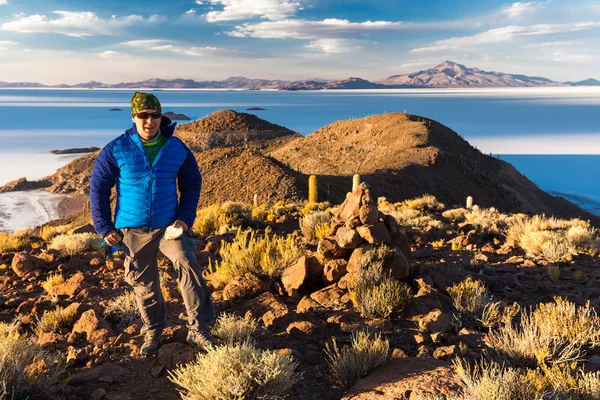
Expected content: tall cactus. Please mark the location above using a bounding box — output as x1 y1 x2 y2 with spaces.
466 196 473 209
352 174 361 192
253 193 259 208
308 175 318 203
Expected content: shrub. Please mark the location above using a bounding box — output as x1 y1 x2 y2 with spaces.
487 297 600 369
454 359 528 400
300 201 330 216
49 232 102 256
400 194 445 212
39 225 71 242
0 321 63 398
567 225 598 252
0 232 26 253
299 211 331 243
168 342 299 400
41 273 64 296
36 306 78 334
207 229 301 289
448 277 491 317
384 206 444 229
193 202 254 235
348 245 412 319
211 313 258 345
325 330 389 389
104 291 139 329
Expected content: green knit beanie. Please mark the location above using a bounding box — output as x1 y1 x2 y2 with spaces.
130 92 162 115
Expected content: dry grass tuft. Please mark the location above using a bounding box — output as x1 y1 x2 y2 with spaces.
36 305 78 334
448 276 491 317
104 291 139 329
39 225 71 242
0 232 27 253
325 330 390 390
487 297 600 369
193 202 255 235
168 341 299 400
348 245 412 319
207 228 301 289
400 194 445 212
211 313 258 345
41 273 64 296
1 320 63 398
454 359 528 400
49 232 102 256
299 211 331 243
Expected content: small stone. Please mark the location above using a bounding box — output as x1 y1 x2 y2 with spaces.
91 388 106 400
151 365 165 378
356 223 392 245
335 226 363 249
418 309 452 334
322 259 348 285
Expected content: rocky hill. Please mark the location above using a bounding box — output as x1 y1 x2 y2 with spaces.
376 61 559 87
2 110 596 224
175 109 301 153
270 112 597 223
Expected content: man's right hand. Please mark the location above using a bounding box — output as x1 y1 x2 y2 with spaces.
104 230 122 247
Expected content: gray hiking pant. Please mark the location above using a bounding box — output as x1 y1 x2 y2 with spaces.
120 228 214 334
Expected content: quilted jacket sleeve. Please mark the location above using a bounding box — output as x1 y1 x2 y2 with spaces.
90 142 119 238
175 145 201 229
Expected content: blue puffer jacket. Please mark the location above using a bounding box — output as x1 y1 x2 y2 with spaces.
90 117 201 238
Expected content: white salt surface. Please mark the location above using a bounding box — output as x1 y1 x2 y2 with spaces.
0 191 66 232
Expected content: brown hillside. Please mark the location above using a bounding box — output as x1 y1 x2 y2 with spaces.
271 113 597 222
175 109 301 152
196 148 305 206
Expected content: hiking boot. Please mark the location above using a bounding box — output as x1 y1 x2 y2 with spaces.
186 329 216 351
140 330 162 356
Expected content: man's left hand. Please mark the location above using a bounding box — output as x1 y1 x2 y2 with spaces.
174 220 188 231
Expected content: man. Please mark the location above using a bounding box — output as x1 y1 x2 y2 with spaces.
90 92 215 356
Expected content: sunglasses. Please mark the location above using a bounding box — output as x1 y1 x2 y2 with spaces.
135 112 162 120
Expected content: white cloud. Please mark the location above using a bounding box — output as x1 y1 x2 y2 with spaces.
204 0 300 22
228 18 402 39
148 14 167 23
304 38 361 54
411 22 599 52
0 0 8 5
185 9 197 14
99 50 129 58
121 39 228 56
501 1 547 18
195 0 204 4
1 11 149 37
121 39 172 47
522 40 579 48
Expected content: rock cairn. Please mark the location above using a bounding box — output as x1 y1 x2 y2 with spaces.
282 183 412 298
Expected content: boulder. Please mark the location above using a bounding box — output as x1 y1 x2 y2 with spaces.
222 273 269 301
72 309 115 345
356 223 392 245
388 250 410 280
306 255 324 283
335 226 364 249
317 236 351 260
346 243 376 275
394 231 413 263
336 186 365 222
418 309 452 334
11 253 37 276
359 193 379 225
53 271 87 297
281 257 309 299
310 285 345 308
322 259 348 285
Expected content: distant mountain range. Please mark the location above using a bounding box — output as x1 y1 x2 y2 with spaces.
0 61 598 90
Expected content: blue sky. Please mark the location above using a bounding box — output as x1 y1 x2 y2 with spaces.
0 0 598 84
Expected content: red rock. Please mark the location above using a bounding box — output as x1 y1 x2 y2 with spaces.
346 243 376 275
105 259 124 270
306 255 324 283
53 271 87 297
286 320 323 336
317 236 351 260
418 309 452 334
72 309 115 345
388 250 410 280
69 363 125 386
359 197 379 225
335 226 364 249
336 187 364 222
322 259 348 285
356 223 392 245
296 296 321 313
11 253 36 277
222 273 269 301
433 345 459 360
310 285 344 307
281 257 309 299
